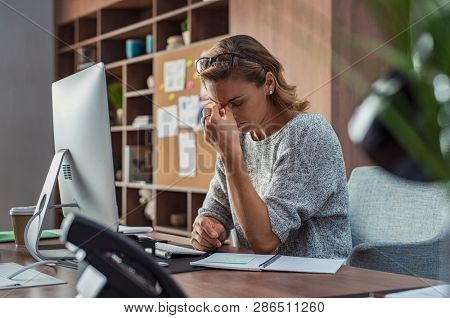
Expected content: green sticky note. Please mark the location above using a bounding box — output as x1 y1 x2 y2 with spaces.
0 230 60 243
205 254 256 265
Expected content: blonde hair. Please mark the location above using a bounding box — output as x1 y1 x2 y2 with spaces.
199 35 309 112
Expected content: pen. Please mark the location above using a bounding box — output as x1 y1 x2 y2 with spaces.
145 248 172 259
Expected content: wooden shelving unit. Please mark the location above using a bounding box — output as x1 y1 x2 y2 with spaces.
55 0 229 236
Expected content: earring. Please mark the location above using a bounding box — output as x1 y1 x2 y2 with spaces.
269 90 273 95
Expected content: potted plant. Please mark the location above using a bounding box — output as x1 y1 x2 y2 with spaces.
181 18 190 46
107 83 123 125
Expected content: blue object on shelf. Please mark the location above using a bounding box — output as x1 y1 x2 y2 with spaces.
126 39 145 59
146 34 154 54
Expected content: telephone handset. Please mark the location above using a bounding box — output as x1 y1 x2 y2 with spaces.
61 213 185 297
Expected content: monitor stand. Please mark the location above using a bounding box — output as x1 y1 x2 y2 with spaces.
24 149 79 268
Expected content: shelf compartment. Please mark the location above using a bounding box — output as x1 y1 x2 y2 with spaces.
191 0 229 43
111 131 123 182
126 129 152 146
126 60 153 92
155 11 188 52
105 63 123 79
155 0 187 15
100 0 153 35
75 45 97 71
77 12 98 42
125 129 153 184
156 190 188 230
101 39 127 64
125 188 153 226
57 51 75 80
106 69 124 127
190 192 206 225
126 95 153 126
57 21 75 48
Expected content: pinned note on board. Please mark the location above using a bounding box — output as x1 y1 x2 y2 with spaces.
156 105 178 138
186 81 194 90
179 132 196 177
186 59 193 68
164 59 186 92
179 95 200 128
168 93 176 101
158 83 164 91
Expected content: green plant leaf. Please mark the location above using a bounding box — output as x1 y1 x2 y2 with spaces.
107 83 123 110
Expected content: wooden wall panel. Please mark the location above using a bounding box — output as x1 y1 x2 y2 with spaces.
331 0 387 176
229 0 332 121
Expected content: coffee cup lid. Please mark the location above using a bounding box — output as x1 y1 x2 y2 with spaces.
10 206 35 215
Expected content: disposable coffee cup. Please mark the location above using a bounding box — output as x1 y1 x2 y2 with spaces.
10 206 35 247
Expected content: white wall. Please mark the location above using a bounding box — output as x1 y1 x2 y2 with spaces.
0 0 54 230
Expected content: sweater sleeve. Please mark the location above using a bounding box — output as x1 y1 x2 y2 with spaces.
263 120 346 244
196 156 234 237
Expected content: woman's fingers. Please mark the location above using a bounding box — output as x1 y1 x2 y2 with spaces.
191 237 213 251
191 229 217 251
193 222 222 248
210 103 220 121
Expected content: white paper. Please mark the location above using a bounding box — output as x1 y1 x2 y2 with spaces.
164 59 186 92
179 95 201 128
0 263 66 290
264 255 346 274
193 100 208 132
157 105 178 138
178 132 196 177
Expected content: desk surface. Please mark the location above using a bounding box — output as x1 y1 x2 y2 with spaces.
0 232 443 298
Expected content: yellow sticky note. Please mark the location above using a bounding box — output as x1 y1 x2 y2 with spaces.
168 93 176 101
186 59 193 68
158 83 164 91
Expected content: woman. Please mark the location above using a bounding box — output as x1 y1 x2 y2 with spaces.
191 35 351 258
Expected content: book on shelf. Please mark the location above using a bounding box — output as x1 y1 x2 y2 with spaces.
76 47 96 71
124 145 152 183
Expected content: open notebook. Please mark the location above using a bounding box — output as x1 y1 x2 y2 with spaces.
190 253 346 274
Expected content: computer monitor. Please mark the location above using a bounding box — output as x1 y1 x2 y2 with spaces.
53 63 118 226
24 63 119 262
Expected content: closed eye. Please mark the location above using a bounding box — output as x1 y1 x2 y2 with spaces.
230 99 244 107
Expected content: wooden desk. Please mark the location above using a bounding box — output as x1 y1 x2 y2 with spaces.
0 232 442 298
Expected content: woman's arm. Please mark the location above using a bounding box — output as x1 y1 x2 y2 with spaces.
222 150 281 254
191 157 234 251
204 103 280 253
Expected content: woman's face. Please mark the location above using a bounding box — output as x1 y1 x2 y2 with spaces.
204 74 274 133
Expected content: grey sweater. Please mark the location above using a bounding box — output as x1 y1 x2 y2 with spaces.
197 113 352 258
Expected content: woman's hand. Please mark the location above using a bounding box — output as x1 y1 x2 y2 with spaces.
191 215 227 251
202 103 242 167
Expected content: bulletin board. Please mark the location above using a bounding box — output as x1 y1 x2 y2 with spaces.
154 40 218 189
